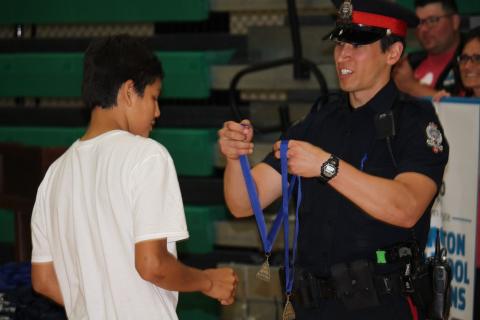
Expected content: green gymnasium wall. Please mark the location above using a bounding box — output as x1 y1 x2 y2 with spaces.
0 0 210 24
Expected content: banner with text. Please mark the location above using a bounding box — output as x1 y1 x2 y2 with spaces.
430 97 480 320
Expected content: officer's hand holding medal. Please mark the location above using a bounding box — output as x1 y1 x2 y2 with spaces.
218 120 254 160
273 140 334 179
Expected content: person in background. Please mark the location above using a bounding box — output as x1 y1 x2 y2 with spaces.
456 25 480 320
30 35 237 319
393 0 462 99
458 26 480 97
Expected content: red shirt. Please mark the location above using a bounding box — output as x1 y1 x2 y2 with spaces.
414 47 457 88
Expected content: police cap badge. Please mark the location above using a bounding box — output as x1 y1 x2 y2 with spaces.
324 0 418 45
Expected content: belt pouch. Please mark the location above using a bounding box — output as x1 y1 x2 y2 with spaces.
331 260 380 310
349 260 380 308
330 263 353 307
294 269 316 307
410 263 433 312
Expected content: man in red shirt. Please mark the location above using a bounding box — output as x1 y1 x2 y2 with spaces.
393 0 462 98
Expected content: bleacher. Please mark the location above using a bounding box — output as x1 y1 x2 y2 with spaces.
0 1 237 319
1 0 479 319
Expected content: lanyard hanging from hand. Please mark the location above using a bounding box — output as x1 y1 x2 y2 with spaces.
239 140 301 320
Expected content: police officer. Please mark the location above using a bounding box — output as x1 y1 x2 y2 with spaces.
218 0 449 319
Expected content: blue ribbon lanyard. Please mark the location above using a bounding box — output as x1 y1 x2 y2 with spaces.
239 139 301 294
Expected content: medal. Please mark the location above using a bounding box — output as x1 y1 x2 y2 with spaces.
282 294 296 320
256 253 271 282
240 140 301 315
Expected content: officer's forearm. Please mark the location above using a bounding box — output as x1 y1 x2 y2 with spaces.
224 158 254 218
329 159 437 228
224 161 282 218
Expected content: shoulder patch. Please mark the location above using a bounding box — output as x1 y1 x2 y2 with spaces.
426 122 443 153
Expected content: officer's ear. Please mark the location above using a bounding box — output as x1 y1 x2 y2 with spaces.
385 42 404 66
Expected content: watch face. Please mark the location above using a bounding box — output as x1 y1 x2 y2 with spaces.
323 163 336 177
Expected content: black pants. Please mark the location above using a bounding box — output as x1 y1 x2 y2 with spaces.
292 294 423 320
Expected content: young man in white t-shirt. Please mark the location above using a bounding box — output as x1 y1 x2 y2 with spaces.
30 35 238 319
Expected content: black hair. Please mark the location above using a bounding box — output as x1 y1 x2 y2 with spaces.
82 34 164 110
463 26 480 47
380 34 406 54
414 0 458 14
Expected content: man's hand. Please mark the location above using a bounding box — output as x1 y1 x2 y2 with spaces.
218 120 254 160
393 58 438 98
202 268 238 305
393 57 415 84
393 57 420 94
432 89 451 102
273 140 329 178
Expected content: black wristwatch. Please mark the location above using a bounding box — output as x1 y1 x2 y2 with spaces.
318 154 339 183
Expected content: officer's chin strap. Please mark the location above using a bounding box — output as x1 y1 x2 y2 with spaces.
239 140 301 320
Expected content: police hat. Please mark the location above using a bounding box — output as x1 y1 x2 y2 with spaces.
325 0 418 45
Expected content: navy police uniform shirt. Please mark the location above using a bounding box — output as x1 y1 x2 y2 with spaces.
263 80 449 277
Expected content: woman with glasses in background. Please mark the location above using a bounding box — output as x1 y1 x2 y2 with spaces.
457 25 480 320
458 27 480 97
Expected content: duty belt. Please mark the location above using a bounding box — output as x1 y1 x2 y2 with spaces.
293 265 404 309
291 243 421 309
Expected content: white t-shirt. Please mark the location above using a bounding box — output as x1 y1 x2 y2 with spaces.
31 130 189 320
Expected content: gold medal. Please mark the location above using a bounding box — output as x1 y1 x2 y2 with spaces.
256 254 271 282
282 294 295 320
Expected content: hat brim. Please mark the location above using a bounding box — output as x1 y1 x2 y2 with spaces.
323 25 387 45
